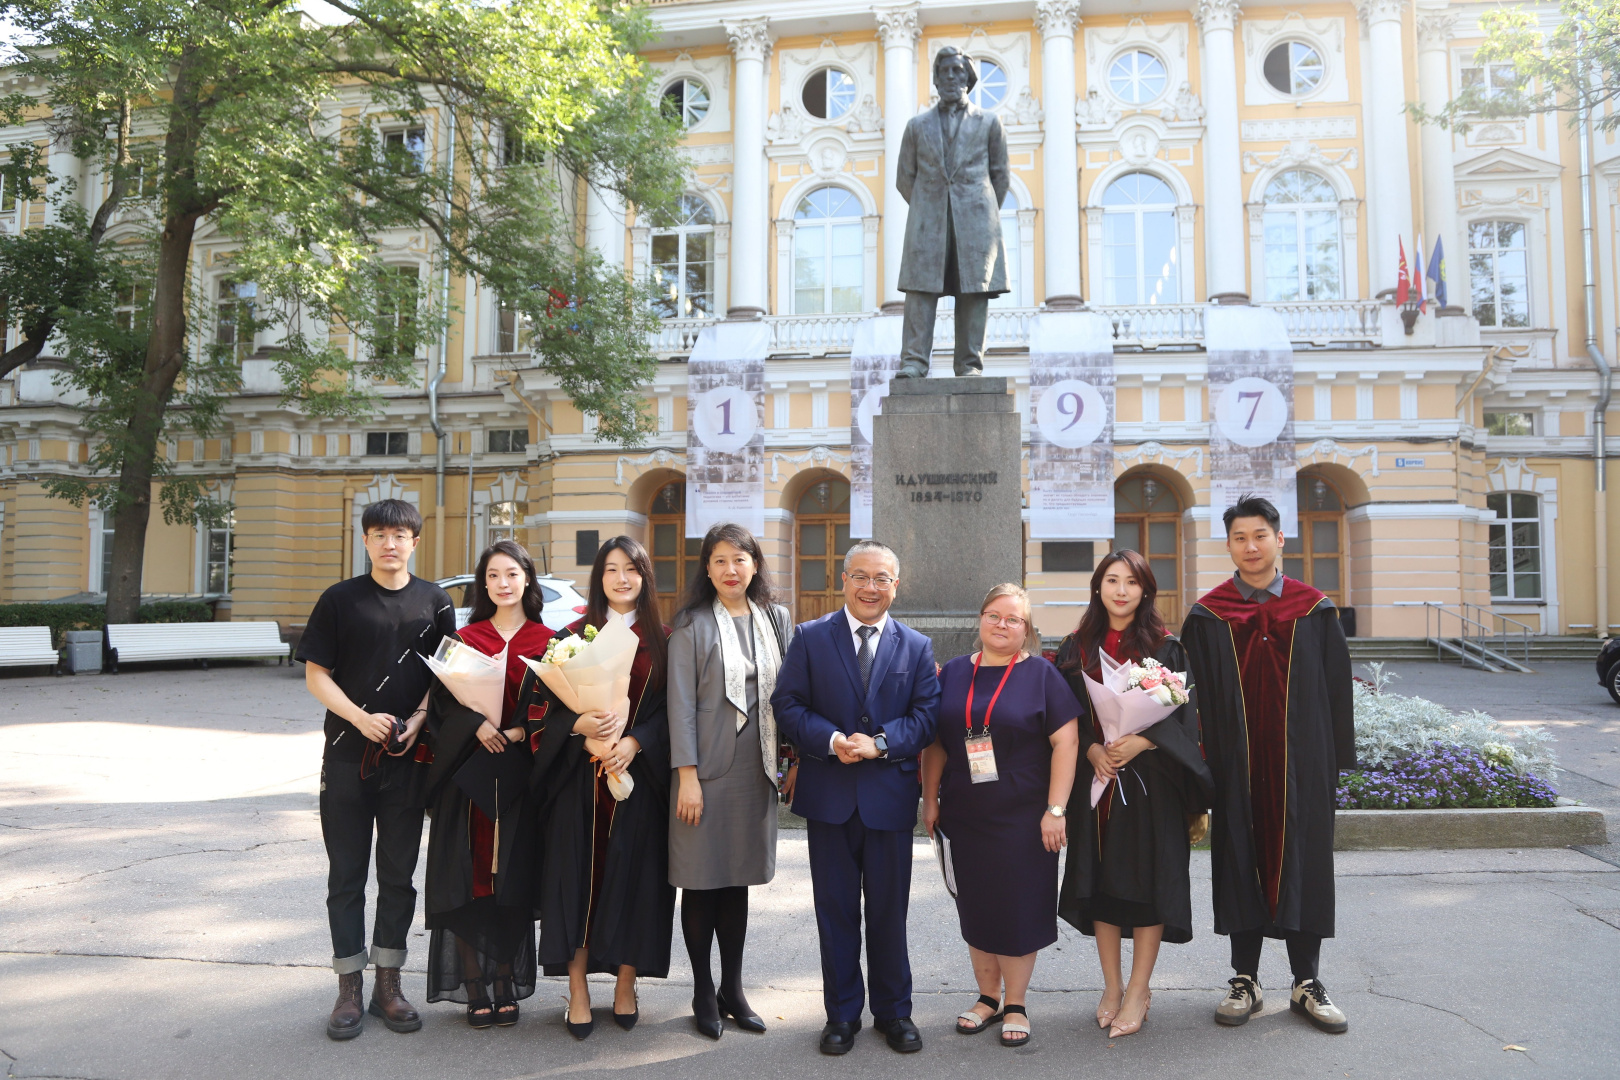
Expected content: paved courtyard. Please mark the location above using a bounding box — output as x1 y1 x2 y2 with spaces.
1 659 1617 1079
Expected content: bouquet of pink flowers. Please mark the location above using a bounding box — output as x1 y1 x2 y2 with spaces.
1081 651 1191 807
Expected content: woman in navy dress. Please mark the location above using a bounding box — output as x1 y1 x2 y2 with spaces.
920 583 1081 1047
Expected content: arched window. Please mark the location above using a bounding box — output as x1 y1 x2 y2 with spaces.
795 476 852 620
1263 169 1342 301
970 58 1008 109
991 190 1022 309
1112 474 1182 625
793 187 865 314
1109 50 1168 105
1263 41 1324 97
1101 173 1179 305
802 68 857 120
649 481 700 620
1285 472 1345 608
661 77 710 129
1468 220 1529 328
652 195 716 319
1486 491 1541 599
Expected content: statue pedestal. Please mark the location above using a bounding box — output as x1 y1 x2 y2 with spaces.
872 377 1024 662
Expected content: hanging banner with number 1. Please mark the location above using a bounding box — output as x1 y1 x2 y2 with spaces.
686 321 769 538
1028 311 1116 540
1206 305 1298 539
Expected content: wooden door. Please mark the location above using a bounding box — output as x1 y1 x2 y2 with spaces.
795 477 852 621
1285 473 1346 608
1112 474 1182 625
649 481 701 622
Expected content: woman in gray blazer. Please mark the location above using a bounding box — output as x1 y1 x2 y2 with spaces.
667 522 792 1040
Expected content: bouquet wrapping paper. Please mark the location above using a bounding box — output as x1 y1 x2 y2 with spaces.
421 637 506 725
1080 651 1188 807
521 615 640 800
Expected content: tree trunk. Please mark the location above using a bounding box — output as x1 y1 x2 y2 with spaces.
103 58 205 624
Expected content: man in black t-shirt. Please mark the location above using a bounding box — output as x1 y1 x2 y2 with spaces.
297 498 457 1040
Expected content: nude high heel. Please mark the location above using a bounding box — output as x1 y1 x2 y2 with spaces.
1109 990 1151 1038
1097 987 1122 1029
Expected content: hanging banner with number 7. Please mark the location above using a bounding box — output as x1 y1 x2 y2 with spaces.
686 321 769 538
1028 311 1116 540
1205 305 1298 539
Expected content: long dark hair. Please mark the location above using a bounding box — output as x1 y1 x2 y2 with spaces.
584 535 667 691
467 539 547 625
1061 549 1168 677
677 522 776 617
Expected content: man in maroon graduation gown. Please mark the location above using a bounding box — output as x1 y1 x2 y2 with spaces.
1181 494 1354 1034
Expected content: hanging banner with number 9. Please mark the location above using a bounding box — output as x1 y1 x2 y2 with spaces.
1213 376 1288 448
1035 378 1108 449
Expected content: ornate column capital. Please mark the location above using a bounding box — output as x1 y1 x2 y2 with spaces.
874 4 922 50
1193 0 1242 35
724 18 772 64
1415 9 1458 51
1355 0 1406 29
1034 0 1083 39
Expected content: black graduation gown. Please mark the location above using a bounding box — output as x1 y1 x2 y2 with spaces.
421 621 552 1003
1056 634 1214 944
531 619 676 977
1180 577 1355 941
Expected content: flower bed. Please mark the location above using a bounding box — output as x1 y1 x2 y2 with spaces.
1336 664 1560 811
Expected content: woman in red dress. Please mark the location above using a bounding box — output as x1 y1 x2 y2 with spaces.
531 535 675 1039
421 540 554 1028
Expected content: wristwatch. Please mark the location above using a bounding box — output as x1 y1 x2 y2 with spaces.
873 731 889 759
1047 804 1067 817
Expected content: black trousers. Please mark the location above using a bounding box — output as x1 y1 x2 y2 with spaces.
319 754 424 974
1230 928 1321 984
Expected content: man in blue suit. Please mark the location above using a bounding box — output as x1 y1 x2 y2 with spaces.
772 539 941 1055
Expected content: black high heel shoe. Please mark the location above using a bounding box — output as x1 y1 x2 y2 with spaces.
492 977 519 1027
716 989 766 1034
692 992 722 1040
565 988 594 1040
465 981 496 1030
613 984 639 1031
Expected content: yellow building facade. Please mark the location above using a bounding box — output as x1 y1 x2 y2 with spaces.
3 0 1618 644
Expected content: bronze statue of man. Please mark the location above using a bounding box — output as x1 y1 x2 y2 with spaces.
894 46 1011 379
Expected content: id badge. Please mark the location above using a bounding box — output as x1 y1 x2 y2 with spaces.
965 732 999 784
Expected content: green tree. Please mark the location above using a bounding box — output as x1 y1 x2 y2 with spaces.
0 0 682 620
1416 1 1620 129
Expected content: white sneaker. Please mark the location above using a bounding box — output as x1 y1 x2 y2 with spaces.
1215 975 1262 1026
1290 978 1348 1033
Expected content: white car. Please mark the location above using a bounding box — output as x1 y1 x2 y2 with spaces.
435 573 588 632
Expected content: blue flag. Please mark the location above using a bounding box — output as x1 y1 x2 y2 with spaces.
1428 236 1446 308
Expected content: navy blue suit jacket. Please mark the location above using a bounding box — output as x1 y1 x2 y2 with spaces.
771 609 941 833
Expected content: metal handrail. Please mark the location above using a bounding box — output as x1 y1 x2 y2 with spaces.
1419 601 1532 671
1460 602 1533 665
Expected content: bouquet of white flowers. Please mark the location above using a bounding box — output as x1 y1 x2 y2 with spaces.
1081 650 1191 807
521 614 639 800
420 637 506 724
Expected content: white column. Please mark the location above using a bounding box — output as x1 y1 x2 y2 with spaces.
1196 0 1246 299
1359 0 1415 296
725 18 772 319
1416 6 1459 304
875 4 921 312
1036 0 1083 308
584 180 625 272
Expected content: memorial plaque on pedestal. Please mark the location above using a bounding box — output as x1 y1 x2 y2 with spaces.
872 377 1024 662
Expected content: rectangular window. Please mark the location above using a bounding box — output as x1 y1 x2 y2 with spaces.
114 282 150 331
1460 61 1522 102
1043 541 1095 573
486 428 526 454
488 500 519 545
1484 410 1535 436
373 265 419 361
1468 220 1529 328
575 529 600 567
205 512 236 594
365 431 408 455
1486 491 1541 599
496 300 532 354
384 127 427 173
99 523 116 593
216 280 257 358
127 152 162 199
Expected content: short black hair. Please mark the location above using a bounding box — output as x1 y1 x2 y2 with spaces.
1222 494 1281 536
361 498 423 537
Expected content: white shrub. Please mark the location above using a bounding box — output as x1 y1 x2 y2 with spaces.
1352 663 1559 779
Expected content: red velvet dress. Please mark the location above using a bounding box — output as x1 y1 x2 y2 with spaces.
421 617 554 1003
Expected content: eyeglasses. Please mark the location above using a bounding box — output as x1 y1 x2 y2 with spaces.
846 572 896 591
981 612 1027 630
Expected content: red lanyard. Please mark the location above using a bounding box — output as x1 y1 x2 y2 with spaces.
964 652 1016 734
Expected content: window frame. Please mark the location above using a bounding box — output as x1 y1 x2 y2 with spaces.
1487 491 1542 601
486 428 527 454
383 125 428 173
651 194 718 320
203 510 236 595
968 57 1010 110
791 186 866 315
1262 40 1326 98
1099 172 1181 306
661 76 712 130
365 431 409 456
373 264 421 362
800 66 858 122
1467 219 1531 329
1261 169 1344 302
1107 49 1169 107
215 278 257 360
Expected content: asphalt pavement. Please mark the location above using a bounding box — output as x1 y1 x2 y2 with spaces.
1 661 1617 1080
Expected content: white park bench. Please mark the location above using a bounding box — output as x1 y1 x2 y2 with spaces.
0 626 59 672
104 620 290 671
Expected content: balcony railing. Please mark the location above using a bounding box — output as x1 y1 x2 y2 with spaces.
648 300 1386 359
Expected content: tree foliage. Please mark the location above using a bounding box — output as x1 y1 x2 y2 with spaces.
0 0 684 616
1417 0 1620 130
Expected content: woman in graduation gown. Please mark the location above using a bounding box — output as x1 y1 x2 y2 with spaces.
1055 549 1214 1039
422 539 555 1028
530 536 676 1039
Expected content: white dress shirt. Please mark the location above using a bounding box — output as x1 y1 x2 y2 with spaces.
830 606 889 755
